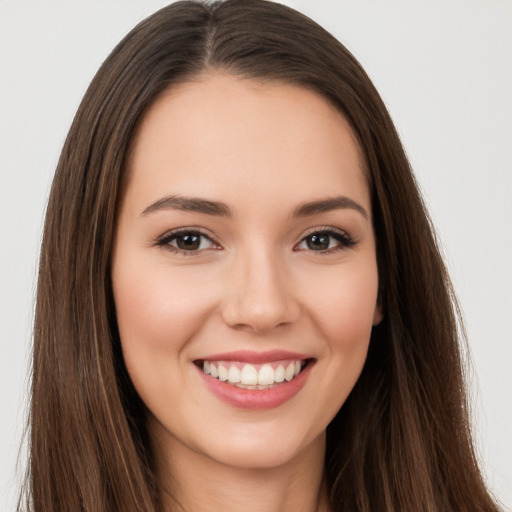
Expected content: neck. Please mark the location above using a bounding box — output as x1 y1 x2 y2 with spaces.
150 421 329 512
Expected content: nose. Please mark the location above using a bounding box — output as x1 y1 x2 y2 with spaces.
221 248 300 333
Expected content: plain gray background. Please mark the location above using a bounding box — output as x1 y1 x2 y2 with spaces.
1 1 511 510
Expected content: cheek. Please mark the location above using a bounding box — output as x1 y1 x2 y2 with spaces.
289 260 379 432
304 261 379 350
111 257 218 389
111 257 221 419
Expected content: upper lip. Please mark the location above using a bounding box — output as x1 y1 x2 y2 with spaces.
196 350 313 364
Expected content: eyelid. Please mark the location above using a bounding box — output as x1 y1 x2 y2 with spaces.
294 225 356 252
299 225 349 238
155 227 222 254
154 225 355 255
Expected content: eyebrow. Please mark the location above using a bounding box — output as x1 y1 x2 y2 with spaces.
141 194 368 219
293 196 368 219
141 195 232 217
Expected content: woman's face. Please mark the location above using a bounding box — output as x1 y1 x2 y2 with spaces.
112 73 381 470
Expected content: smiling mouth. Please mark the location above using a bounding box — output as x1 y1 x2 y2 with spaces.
196 359 314 390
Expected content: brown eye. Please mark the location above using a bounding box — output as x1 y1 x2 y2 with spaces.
306 233 330 250
157 230 219 253
296 229 355 252
175 233 201 250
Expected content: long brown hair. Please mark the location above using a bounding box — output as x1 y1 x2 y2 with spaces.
24 1 499 510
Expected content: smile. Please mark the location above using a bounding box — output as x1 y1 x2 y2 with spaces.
201 359 306 389
195 352 315 409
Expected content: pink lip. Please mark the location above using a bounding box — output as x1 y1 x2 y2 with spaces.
195 358 315 410
196 350 312 364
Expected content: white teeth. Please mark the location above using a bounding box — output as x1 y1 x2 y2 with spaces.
240 364 258 385
202 359 306 387
284 362 295 381
235 383 254 389
258 365 275 386
227 366 241 383
274 365 285 383
218 365 228 381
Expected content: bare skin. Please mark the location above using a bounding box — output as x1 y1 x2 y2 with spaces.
152 421 329 512
112 72 381 512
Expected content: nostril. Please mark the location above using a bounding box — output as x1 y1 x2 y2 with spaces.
221 302 300 333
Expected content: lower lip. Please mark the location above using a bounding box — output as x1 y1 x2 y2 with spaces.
197 362 314 410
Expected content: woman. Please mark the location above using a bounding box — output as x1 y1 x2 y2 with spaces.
22 1 500 510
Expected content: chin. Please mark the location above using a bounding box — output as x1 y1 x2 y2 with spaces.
196 422 326 471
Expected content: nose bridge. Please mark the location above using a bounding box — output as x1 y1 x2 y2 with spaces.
221 242 299 332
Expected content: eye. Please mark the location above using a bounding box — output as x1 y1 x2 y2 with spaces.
295 228 355 252
156 229 220 254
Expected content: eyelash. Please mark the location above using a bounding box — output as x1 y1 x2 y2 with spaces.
294 227 356 253
155 228 220 256
155 226 356 255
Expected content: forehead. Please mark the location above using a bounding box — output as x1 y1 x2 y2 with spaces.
125 72 369 213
